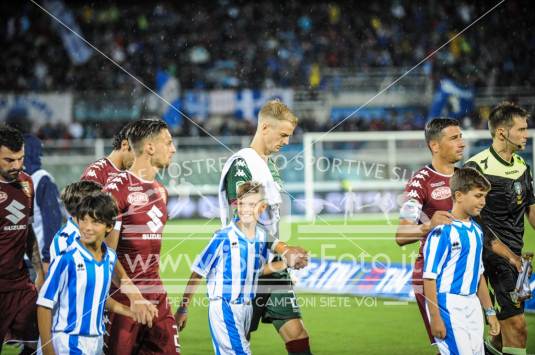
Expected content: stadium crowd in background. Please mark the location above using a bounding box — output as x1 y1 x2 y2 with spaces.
2 1 534 92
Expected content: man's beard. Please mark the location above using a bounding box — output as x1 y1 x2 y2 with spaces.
0 168 20 181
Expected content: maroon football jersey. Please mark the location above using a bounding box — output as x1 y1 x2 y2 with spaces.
0 172 34 292
400 165 453 257
80 157 121 186
104 171 168 299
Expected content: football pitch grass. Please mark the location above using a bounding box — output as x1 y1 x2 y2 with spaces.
5 217 535 354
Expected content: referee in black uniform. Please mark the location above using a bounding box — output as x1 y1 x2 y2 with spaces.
465 102 533 355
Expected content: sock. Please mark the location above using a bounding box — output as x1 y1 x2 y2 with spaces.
502 347 526 355
484 337 502 355
286 337 312 355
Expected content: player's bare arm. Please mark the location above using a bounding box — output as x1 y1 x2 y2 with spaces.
27 225 44 290
261 260 288 276
476 274 500 337
106 228 120 251
490 238 522 272
174 271 203 331
527 204 535 230
105 298 135 320
423 279 446 339
112 261 158 327
37 305 56 355
395 211 454 246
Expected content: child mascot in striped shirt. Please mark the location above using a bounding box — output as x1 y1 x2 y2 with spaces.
423 167 500 354
176 181 288 355
36 193 138 354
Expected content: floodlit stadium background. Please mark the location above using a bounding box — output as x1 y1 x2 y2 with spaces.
2 1 535 354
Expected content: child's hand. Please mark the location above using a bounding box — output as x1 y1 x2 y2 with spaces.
130 299 158 328
487 315 500 336
430 315 446 339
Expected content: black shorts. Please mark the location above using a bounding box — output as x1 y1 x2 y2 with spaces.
484 257 524 320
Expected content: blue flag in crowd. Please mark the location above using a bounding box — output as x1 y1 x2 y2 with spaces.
156 69 183 128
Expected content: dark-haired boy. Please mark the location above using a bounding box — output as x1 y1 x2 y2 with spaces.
423 167 499 354
37 193 135 354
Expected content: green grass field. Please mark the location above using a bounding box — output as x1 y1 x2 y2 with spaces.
4 217 535 354
160 217 535 355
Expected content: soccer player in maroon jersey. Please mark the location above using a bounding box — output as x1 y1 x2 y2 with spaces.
0 124 44 354
395 118 521 350
81 121 135 185
103 118 179 354
395 118 464 347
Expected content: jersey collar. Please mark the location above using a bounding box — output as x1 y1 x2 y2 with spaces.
231 221 259 243
74 239 109 265
489 145 514 167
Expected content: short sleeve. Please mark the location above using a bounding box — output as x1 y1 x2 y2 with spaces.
192 232 226 277
36 254 70 309
423 225 450 279
400 173 426 222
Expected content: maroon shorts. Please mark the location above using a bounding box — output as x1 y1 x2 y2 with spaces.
105 293 180 355
413 257 435 345
0 286 38 351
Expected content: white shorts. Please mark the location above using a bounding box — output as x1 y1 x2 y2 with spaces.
427 293 484 355
37 332 103 355
208 299 253 355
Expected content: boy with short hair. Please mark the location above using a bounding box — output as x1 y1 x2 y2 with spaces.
50 180 102 260
37 193 135 354
175 181 287 355
424 167 500 354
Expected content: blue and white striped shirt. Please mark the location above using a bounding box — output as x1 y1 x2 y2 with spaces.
423 220 484 295
192 222 270 304
49 217 80 261
37 240 117 336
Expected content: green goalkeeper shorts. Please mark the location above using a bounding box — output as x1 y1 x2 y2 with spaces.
249 281 302 334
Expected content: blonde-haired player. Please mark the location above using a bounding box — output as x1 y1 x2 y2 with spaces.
211 100 312 354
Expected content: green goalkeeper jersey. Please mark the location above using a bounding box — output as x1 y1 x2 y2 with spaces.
224 157 290 280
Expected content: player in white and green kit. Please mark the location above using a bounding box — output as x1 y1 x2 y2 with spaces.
219 100 312 355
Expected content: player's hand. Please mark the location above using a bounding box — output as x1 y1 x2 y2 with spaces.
131 299 158 328
174 310 188 331
487 315 500 336
430 316 446 339
282 246 309 269
509 254 522 273
429 211 455 229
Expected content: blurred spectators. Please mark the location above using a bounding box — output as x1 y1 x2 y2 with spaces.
1 1 534 92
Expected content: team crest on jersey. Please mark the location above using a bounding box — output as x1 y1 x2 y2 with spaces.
20 181 32 198
514 181 523 205
0 191 7 203
431 186 451 200
76 263 85 272
127 192 149 206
